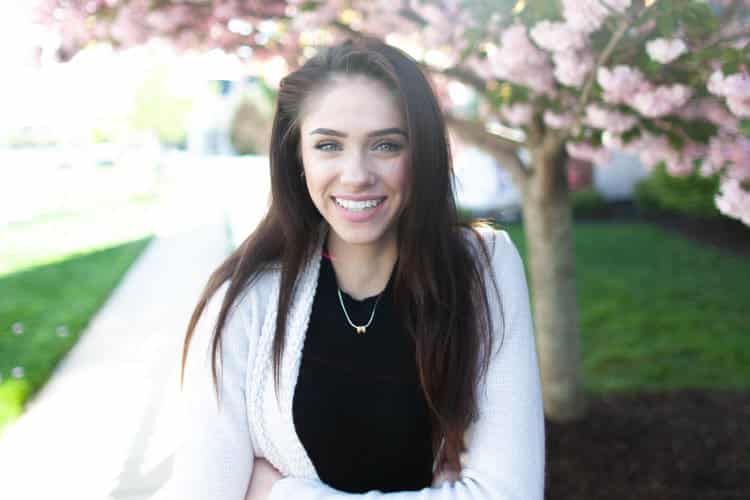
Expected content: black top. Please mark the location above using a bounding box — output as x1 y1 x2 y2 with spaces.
292 255 434 493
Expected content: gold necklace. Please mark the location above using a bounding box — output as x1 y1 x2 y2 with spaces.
337 288 383 334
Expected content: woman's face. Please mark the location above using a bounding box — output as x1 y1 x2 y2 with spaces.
299 75 409 252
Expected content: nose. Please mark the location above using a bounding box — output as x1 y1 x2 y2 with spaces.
339 150 373 187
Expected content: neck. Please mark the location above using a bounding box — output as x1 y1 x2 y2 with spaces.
325 230 397 301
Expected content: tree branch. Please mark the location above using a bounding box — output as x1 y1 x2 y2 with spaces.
441 65 487 94
445 114 530 185
570 4 653 137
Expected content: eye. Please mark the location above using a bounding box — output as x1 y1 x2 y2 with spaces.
315 141 342 152
373 141 403 153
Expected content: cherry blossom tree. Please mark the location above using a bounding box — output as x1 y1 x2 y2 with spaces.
35 0 750 420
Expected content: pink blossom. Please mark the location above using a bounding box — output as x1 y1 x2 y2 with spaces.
601 133 626 151
585 104 637 133
358 10 418 38
646 38 687 64
705 135 750 180
628 84 693 118
722 73 750 118
629 133 709 176
544 110 576 129
147 5 193 32
725 138 750 181
703 135 731 176
466 55 494 81
731 36 749 50
567 141 611 165
110 5 149 46
501 103 534 126
707 70 750 117
489 24 555 95
726 96 750 118
562 0 609 33
411 2 456 45
706 71 750 118
292 2 341 31
214 1 240 21
668 143 705 177
721 73 750 97
665 158 695 176
707 70 727 96
553 50 594 87
597 65 646 104
677 98 739 132
630 133 678 172
530 21 588 52
716 177 750 226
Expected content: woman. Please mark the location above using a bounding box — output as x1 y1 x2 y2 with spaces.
171 38 545 499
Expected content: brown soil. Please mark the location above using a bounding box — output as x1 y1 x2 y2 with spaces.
575 201 750 257
534 205 749 498
643 211 750 257
545 390 750 500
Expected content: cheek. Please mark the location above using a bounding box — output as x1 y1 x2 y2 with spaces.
301 158 333 198
387 157 410 196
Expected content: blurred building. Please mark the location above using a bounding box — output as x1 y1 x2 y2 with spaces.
453 147 648 222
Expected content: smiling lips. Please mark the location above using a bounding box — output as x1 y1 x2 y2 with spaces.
333 196 386 211
332 196 387 221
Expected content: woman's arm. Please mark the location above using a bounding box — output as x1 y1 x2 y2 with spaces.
267 229 546 500
169 282 256 500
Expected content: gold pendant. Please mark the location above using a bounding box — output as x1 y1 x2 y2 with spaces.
356 326 366 334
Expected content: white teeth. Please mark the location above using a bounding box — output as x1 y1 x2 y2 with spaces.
334 197 384 211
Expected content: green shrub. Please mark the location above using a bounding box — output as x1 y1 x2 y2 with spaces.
634 163 722 218
571 188 611 218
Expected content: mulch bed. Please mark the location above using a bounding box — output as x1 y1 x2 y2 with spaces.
545 390 750 500
551 208 749 499
642 211 750 257
575 201 750 257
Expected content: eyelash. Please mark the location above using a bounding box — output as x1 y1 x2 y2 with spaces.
314 141 404 153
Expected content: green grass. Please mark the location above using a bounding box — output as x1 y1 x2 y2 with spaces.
0 238 152 433
0 193 161 434
501 222 750 394
2 217 747 433
0 192 160 276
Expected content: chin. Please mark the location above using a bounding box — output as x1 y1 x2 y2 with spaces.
327 222 395 248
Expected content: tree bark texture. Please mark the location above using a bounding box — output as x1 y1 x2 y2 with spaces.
519 142 587 421
448 121 587 421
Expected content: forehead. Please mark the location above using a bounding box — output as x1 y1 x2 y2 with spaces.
300 76 404 135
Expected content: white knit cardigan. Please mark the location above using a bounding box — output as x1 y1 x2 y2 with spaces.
170 227 545 500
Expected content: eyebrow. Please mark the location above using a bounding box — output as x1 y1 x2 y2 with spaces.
309 127 408 138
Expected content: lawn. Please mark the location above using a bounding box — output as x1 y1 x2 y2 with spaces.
502 222 750 394
0 192 160 275
0 195 159 434
2 217 747 438
0 240 152 432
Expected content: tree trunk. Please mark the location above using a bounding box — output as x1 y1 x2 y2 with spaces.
520 142 586 421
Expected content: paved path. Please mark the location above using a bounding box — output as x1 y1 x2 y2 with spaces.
0 155 269 500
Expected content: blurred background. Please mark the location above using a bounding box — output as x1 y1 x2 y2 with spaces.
0 1 748 499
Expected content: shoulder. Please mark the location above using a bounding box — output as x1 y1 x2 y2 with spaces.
460 225 521 275
233 263 282 320
198 263 282 341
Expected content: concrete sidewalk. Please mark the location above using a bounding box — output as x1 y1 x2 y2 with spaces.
0 156 270 500
0 221 229 500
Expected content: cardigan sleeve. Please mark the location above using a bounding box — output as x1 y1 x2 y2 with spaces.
169 282 256 500
268 229 546 500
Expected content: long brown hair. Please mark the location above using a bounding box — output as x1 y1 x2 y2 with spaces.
181 38 503 473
